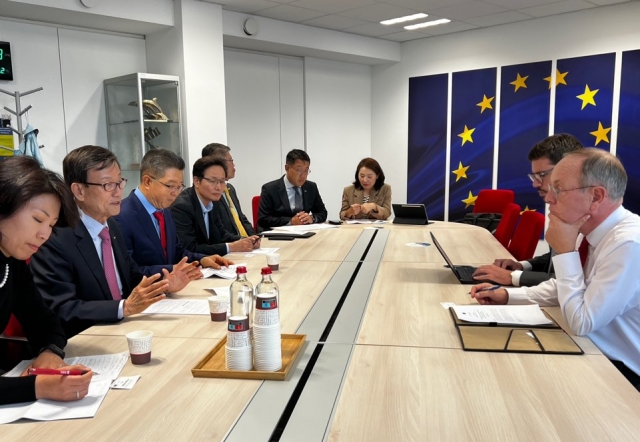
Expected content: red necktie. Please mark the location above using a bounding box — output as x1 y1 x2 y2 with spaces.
98 227 122 300
153 210 168 258
578 237 589 267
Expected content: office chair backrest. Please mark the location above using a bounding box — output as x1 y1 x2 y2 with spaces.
473 189 515 214
252 195 261 233
508 210 546 261
493 203 521 248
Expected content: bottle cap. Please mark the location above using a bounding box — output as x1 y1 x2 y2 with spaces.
236 266 247 274
261 267 272 275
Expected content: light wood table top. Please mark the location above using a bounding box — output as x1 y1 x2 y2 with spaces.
3 335 260 442
81 260 340 339
328 345 640 442
260 227 363 262
382 225 510 263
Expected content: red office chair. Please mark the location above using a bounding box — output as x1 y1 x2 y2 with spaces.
507 210 546 261
473 189 515 214
493 203 521 248
252 196 261 233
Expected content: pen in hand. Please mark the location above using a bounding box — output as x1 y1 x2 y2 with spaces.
469 285 501 294
27 368 94 376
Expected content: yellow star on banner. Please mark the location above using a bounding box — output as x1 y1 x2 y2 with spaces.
458 125 475 146
462 191 478 208
577 84 599 110
510 73 529 92
476 95 494 113
543 69 569 89
590 121 611 146
520 206 537 215
452 162 470 182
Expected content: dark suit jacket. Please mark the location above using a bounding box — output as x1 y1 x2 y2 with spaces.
520 251 554 286
30 218 143 338
258 176 328 229
215 183 255 236
114 190 205 275
170 187 240 256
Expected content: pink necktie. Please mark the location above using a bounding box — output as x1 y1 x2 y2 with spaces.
98 227 122 300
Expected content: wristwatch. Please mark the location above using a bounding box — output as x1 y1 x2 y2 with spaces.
39 344 65 359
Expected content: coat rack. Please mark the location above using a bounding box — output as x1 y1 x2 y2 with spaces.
0 86 43 144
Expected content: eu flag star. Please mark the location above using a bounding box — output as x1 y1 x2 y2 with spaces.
590 121 611 145
520 206 536 215
458 125 475 146
452 162 470 182
476 95 494 113
510 73 529 92
577 85 599 110
461 191 477 208
543 69 569 89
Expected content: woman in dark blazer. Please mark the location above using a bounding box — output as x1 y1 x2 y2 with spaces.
340 158 392 220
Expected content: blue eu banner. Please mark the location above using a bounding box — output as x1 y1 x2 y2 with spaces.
449 68 496 221
616 49 640 215
497 61 552 214
407 74 448 220
555 53 615 149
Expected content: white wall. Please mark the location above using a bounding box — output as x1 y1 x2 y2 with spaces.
371 1 640 206
0 18 146 173
305 57 372 220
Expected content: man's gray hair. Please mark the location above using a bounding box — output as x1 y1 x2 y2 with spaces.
567 148 627 201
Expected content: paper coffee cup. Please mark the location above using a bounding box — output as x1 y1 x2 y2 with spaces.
126 330 153 365
266 253 280 271
208 295 229 322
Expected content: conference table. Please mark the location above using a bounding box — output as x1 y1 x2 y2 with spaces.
3 222 640 441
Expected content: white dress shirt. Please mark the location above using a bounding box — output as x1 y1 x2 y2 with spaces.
506 206 640 375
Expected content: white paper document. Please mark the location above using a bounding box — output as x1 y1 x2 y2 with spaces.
206 286 231 297
272 223 338 232
201 263 247 280
451 304 553 326
142 299 209 315
111 375 141 390
344 220 387 224
0 352 128 423
243 247 280 255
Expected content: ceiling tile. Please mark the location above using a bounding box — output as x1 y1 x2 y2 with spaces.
380 31 431 41
253 4 327 21
215 0 281 14
302 14 370 30
413 20 478 35
290 0 378 14
519 0 597 17
339 3 423 22
463 10 533 26
483 0 563 9
342 22 404 36
586 0 631 4
386 0 470 9
432 1 509 20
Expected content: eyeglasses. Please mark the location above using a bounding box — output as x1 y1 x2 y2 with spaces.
151 177 185 193
225 158 234 163
84 179 128 192
292 168 311 176
527 168 554 183
201 177 226 187
547 184 595 198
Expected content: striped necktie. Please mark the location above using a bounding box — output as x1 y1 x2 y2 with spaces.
224 187 248 237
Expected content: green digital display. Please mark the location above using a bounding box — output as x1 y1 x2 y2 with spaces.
0 42 13 81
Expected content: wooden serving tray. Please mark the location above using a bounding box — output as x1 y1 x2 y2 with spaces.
191 333 306 381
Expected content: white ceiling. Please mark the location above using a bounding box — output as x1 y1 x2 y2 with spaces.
211 0 634 42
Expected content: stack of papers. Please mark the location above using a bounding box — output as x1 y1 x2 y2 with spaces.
451 304 553 326
344 220 387 224
0 352 129 423
272 223 339 233
201 263 247 280
142 299 209 315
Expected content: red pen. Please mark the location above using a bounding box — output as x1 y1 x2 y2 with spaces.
27 368 91 376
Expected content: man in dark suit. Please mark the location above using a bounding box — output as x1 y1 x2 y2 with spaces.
258 149 328 230
30 146 199 338
170 156 261 255
202 143 255 236
114 149 231 274
472 134 583 286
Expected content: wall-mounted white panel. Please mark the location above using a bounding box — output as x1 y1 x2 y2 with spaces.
59 28 146 165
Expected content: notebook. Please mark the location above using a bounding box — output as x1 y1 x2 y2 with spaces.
392 204 433 225
429 232 479 284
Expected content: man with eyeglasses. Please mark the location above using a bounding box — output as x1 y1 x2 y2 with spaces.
202 143 255 237
170 156 261 255
472 148 640 391
114 148 231 275
473 134 583 286
258 149 328 229
30 145 199 338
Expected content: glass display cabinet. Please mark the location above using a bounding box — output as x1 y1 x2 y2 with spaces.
104 73 183 189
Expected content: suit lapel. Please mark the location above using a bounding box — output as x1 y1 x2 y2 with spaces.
74 222 112 300
190 188 209 241
353 187 363 203
131 193 167 263
278 178 292 215
108 219 131 294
